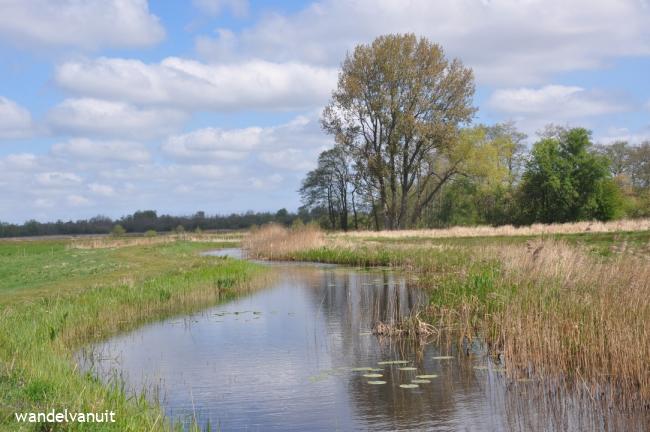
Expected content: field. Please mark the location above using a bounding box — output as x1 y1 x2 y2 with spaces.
245 222 650 406
0 236 263 431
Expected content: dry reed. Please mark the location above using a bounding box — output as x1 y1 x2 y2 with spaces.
335 218 650 240
491 240 650 403
242 223 324 259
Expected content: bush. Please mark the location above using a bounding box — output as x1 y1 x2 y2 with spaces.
144 230 157 237
110 224 126 237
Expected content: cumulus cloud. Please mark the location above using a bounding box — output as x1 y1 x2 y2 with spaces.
52 138 151 163
66 194 91 206
54 57 337 111
193 0 650 85
163 127 262 161
162 114 328 168
0 96 34 139
488 85 628 118
0 0 164 50
487 85 631 135
4 153 37 170
88 183 115 197
47 98 186 139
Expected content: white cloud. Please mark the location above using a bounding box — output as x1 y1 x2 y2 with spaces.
47 98 186 139
88 183 115 197
163 114 328 167
488 85 627 118
258 148 316 171
66 194 91 206
34 198 54 209
193 0 248 17
194 0 650 85
54 57 337 111
162 127 262 161
35 171 82 187
0 0 164 50
52 138 151 162
0 96 33 139
4 153 37 170
596 126 650 145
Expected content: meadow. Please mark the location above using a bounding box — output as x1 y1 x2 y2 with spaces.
0 235 263 431
244 221 650 407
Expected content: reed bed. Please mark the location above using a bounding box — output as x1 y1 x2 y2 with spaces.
245 223 650 405
335 218 650 240
242 223 324 260
494 240 650 403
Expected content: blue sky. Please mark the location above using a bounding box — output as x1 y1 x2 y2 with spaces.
0 0 649 223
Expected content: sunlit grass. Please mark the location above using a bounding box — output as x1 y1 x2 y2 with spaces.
0 239 265 431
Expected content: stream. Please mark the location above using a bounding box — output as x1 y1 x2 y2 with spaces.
77 249 649 431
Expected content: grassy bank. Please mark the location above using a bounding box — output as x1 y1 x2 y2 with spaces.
245 223 650 405
0 238 265 431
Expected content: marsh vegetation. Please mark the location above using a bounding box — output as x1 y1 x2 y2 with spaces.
245 222 650 411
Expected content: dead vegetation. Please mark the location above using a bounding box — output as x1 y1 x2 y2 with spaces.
242 223 324 260
335 218 650 240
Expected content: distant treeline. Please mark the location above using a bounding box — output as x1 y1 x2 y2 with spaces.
0 209 313 238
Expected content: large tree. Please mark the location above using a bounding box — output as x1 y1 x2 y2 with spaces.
321 34 476 229
518 128 623 223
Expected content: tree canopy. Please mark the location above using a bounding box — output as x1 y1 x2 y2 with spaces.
321 33 476 229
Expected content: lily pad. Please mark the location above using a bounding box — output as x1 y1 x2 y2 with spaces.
378 360 410 365
367 381 387 385
350 367 374 371
473 366 488 371
399 384 419 389
415 374 438 379
362 373 383 378
432 356 454 360
359 332 373 336
398 367 417 371
411 379 431 384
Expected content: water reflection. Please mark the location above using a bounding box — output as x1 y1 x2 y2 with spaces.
78 257 650 431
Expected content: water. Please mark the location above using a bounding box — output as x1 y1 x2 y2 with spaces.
79 251 650 431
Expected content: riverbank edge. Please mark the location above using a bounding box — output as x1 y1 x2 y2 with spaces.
0 241 266 432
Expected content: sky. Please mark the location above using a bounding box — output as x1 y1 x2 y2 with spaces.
0 0 649 224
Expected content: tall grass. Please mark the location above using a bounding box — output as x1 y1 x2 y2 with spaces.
494 240 650 403
242 223 324 260
336 218 650 239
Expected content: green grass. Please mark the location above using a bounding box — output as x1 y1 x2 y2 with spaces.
0 239 264 431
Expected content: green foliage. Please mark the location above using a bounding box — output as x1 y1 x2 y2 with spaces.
110 224 126 237
144 229 157 237
0 239 263 431
518 128 623 223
